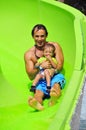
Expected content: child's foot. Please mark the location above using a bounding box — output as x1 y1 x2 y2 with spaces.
30 86 36 93
46 86 51 93
28 96 44 111
49 89 58 106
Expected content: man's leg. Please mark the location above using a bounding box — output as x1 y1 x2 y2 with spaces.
28 90 44 110
49 83 61 106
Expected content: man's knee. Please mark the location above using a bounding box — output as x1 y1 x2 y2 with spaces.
51 83 61 96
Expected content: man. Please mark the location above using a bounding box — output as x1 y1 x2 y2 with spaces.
24 24 65 110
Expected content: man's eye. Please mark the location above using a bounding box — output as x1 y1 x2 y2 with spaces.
35 35 39 37
41 35 44 37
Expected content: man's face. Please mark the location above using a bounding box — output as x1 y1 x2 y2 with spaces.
33 29 47 47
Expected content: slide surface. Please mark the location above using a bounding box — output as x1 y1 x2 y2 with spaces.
0 0 86 130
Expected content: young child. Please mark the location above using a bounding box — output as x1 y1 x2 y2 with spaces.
30 43 58 93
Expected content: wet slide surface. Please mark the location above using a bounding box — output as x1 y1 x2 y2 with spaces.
0 0 86 130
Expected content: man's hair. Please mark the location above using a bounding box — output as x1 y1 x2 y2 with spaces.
31 24 48 37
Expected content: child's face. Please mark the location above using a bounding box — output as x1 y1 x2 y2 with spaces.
43 47 54 57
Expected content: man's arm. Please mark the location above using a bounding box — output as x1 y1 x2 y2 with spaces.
54 43 64 71
24 52 39 80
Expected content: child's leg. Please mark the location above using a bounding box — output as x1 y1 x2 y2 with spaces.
30 73 43 92
44 69 51 92
32 73 43 86
44 69 51 86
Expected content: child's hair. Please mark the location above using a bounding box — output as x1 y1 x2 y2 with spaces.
44 43 55 52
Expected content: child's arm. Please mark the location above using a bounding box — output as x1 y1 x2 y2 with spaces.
46 55 57 69
35 57 47 68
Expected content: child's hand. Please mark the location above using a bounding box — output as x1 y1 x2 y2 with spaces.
46 55 52 62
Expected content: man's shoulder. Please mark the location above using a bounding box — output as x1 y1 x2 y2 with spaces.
48 41 60 47
24 47 35 59
48 41 62 53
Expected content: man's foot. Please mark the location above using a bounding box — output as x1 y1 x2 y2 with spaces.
48 89 58 106
49 83 61 106
28 96 44 111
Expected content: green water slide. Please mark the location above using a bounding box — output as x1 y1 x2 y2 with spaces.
0 0 86 130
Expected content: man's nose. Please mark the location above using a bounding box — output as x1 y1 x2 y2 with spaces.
38 37 42 40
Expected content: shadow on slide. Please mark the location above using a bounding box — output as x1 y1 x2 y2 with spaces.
0 0 86 129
